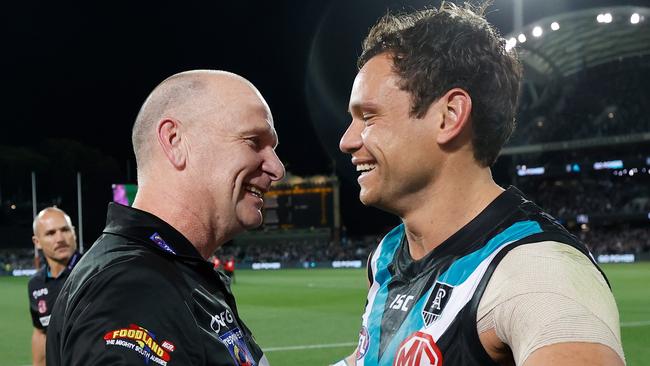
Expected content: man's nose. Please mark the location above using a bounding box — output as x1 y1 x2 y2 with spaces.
264 149 285 181
339 120 363 154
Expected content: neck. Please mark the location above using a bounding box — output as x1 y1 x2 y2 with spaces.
132 184 226 259
400 164 503 260
46 257 69 278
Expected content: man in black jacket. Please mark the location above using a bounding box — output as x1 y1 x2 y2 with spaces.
47 70 285 366
28 207 80 366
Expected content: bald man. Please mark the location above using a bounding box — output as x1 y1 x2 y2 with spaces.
28 207 80 366
46 70 284 366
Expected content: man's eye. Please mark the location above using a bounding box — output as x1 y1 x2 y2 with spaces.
246 138 260 148
362 114 376 124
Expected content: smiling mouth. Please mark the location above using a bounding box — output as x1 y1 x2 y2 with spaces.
356 163 377 173
244 184 264 198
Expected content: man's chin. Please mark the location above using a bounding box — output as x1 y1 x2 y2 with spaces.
238 213 264 230
359 190 378 207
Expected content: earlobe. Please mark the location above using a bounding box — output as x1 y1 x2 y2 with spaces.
157 118 187 170
436 88 472 145
32 237 41 249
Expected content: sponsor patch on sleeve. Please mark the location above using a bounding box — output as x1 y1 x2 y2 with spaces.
219 327 256 366
104 324 175 366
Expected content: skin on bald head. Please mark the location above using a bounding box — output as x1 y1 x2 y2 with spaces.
130 69 284 258
132 70 269 177
33 207 74 236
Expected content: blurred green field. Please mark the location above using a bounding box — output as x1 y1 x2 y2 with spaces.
1 264 648 365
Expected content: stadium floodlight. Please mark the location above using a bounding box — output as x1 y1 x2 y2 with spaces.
603 13 613 23
551 22 560 31
518 33 527 43
631 13 640 24
597 13 613 23
532 26 543 37
505 37 517 51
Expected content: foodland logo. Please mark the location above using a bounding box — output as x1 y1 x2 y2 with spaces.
393 331 442 366
104 324 173 361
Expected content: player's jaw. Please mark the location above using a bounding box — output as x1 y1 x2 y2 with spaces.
351 155 382 205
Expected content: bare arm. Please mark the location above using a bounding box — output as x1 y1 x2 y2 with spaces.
478 243 625 365
330 351 357 366
32 328 46 366
524 342 624 366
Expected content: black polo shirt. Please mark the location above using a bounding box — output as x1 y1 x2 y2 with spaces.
27 252 81 331
46 203 268 366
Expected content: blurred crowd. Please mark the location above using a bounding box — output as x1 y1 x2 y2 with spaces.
215 235 381 264
520 177 650 219
510 59 650 146
0 248 34 273
577 226 650 256
2 222 649 273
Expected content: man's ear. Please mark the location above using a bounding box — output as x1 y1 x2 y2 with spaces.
157 118 187 170
32 236 41 250
436 88 472 145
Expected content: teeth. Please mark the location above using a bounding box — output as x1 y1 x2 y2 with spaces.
356 163 377 172
245 185 263 197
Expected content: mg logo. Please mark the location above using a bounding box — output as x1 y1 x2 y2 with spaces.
393 331 442 366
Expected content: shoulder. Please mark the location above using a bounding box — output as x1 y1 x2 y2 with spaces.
480 241 610 309
28 267 46 289
61 236 185 316
479 241 623 364
493 241 605 294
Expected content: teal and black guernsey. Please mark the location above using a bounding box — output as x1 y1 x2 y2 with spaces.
354 186 608 366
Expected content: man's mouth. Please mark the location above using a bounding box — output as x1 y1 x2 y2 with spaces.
356 163 377 173
244 184 264 198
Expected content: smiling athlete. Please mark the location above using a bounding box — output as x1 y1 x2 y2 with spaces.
335 3 624 366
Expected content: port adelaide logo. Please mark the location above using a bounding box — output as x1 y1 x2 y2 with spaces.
421 282 454 327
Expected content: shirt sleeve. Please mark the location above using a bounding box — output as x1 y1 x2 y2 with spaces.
47 258 203 366
477 241 625 365
27 278 44 329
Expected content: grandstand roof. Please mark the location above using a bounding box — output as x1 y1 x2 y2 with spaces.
511 6 650 81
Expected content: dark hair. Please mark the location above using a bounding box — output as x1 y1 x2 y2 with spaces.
358 2 522 166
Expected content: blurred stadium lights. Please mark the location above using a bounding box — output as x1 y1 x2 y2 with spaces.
518 33 527 43
532 26 543 37
505 37 517 52
597 13 613 23
551 21 560 31
630 13 641 24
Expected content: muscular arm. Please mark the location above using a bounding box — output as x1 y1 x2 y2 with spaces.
31 328 46 366
524 342 623 366
477 242 625 365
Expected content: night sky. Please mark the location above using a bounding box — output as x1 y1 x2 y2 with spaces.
3 0 649 240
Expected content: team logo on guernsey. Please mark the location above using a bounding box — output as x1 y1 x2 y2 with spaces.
393 331 442 366
104 324 174 365
422 282 453 327
38 299 47 314
219 327 256 366
356 326 369 360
